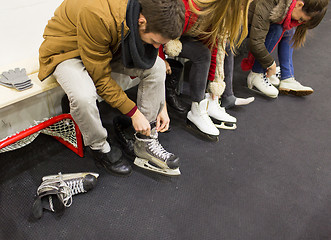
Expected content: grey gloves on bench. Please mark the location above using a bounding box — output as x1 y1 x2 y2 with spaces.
0 68 33 91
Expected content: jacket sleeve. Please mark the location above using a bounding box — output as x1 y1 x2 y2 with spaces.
249 2 276 69
76 6 136 115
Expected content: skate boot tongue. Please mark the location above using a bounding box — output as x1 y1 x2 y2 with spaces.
136 127 158 140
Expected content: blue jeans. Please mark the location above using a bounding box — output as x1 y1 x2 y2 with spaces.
251 24 295 80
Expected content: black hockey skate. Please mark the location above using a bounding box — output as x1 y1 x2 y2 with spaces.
113 115 136 160
165 59 189 114
133 129 180 176
32 172 99 219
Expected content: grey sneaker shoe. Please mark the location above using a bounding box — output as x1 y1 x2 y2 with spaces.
32 172 99 219
279 77 314 96
133 129 180 176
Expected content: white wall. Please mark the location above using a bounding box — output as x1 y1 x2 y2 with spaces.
0 0 64 140
0 0 63 67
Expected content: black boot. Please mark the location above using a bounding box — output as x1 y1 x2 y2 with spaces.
165 59 188 113
113 115 136 160
91 140 132 176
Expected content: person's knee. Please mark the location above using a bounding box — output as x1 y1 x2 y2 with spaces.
69 91 98 111
193 46 211 64
148 57 166 82
155 57 166 73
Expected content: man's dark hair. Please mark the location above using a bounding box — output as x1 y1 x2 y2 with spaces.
139 0 185 39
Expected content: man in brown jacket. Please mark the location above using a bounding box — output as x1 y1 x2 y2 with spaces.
39 0 185 175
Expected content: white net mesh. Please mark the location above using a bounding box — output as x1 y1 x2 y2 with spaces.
0 116 78 153
39 118 78 148
0 132 40 152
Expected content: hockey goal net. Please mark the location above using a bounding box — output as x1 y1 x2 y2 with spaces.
0 114 83 157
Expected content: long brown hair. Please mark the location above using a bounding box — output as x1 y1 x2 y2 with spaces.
292 0 329 48
187 0 251 51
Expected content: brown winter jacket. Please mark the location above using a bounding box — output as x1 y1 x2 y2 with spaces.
38 0 136 115
248 0 293 69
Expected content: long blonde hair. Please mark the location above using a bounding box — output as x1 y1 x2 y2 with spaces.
187 0 251 51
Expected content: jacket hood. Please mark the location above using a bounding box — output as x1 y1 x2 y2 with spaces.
269 0 293 23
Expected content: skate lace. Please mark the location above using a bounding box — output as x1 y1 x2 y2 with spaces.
148 138 172 161
276 68 281 79
262 74 272 86
65 178 86 195
37 173 76 211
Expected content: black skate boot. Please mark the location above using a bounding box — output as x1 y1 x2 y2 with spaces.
32 172 99 219
113 115 136 161
165 59 188 114
133 128 180 176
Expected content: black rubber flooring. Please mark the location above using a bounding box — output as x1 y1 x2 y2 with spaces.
1 10 330 240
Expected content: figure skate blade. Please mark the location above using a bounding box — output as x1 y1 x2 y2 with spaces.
186 119 219 142
214 122 237 130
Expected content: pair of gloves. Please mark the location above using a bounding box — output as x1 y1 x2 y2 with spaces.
0 68 32 91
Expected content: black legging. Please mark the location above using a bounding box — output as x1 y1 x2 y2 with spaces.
222 44 234 98
178 36 211 102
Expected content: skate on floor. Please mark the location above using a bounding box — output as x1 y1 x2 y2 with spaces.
32 172 99 219
206 93 237 130
133 129 180 176
186 99 220 142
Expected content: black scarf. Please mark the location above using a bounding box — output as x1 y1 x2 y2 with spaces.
121 0 158 69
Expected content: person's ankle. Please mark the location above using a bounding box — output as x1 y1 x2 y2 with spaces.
90 140 111 153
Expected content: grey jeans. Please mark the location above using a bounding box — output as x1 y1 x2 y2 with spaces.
53 57 166 147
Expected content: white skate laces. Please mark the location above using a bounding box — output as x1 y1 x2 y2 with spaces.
37 173 74 210
148 137 173 161
134 131 173 161
262 74 273 86
32 172 99 219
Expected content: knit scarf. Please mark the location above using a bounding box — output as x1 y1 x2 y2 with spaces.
121 0 158 69
241 0 302 71
279 0 301 30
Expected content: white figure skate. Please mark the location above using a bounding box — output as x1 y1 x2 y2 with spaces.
206 93 237 130
247 71 279 98
268 66 281 86
186 99 220 142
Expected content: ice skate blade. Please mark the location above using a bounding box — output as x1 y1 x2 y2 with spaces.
42 172 99 181
186 120 219 142
214 122 237 130
210 117 237 130
134 157 181 176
